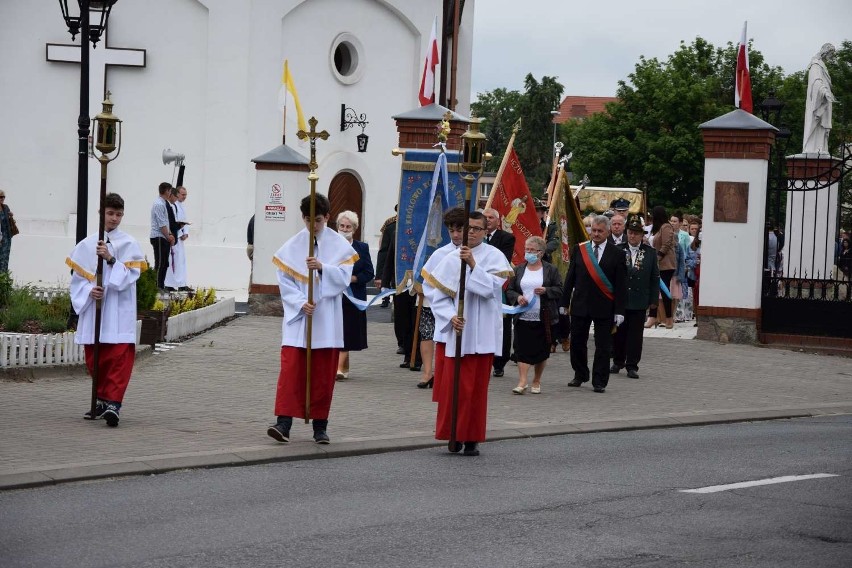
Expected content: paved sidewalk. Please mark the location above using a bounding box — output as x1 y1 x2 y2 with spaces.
1 312 850 490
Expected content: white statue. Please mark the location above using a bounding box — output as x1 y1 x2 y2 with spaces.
802 43 837 154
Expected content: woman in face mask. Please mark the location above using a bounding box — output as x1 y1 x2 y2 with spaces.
335 211 374 380
505 236 563 395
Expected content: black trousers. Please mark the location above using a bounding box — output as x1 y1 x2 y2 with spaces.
150 237 170 289
612 309 646 371
649 269 674 319
570 314 613 389
493 315 512 371
393 292 421 365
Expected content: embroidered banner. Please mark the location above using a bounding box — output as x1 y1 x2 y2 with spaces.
394 149 476 289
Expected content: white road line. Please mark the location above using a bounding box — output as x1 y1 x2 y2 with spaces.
680 473 839 494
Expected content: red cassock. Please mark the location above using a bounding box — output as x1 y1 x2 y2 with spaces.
432 342 446 403
84 343 135 403
274 346 339 420
434 351 493 442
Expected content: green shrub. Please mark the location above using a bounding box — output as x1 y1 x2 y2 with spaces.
0 271 12 308
137 267 158 311
0 287 73 334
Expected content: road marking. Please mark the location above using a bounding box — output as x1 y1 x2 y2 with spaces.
680 473 839 494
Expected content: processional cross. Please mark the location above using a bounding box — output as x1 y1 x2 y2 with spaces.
295 117 329 422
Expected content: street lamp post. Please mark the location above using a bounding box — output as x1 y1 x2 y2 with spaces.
57 0 118 243
551 109 560 149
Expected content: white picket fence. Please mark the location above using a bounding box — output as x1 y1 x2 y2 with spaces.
1 299 235 369
0 332 85 368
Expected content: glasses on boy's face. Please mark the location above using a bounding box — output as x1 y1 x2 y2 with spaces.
468 226 486 233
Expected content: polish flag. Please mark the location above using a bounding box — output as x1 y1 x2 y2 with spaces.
418 17 440 106
735 21 753 113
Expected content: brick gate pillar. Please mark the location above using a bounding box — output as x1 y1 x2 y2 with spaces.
696 109 777 343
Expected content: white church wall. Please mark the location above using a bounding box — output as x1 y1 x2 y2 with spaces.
0 0 472 300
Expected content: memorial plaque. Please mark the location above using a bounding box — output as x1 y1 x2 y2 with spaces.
713 181 748 223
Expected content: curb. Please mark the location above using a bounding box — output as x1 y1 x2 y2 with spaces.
3 406 850 491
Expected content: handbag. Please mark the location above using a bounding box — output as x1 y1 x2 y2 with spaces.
8 213 19 237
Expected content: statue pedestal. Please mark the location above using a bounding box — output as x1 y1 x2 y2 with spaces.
783 152 841 279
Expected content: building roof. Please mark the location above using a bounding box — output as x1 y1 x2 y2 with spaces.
699 109 778 131
554 96 619 123
251 144 309 165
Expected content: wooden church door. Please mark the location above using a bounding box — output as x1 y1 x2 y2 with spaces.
328 172 364 241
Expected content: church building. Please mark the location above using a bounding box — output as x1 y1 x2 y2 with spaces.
0 0 475 298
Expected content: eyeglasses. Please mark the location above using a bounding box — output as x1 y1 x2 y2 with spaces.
524 249 542 253
468 226 486 233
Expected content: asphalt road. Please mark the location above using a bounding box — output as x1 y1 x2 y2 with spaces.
2 416 850 568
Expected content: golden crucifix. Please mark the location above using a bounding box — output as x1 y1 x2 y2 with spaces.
295 117 329 423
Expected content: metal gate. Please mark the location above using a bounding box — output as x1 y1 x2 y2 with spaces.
761 105 851 338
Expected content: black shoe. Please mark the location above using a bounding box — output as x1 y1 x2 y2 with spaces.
396 347 405 355
417 377 434 389
381 298 390 308
102 402 120 427
409 364 422 372
448 440 463 453
610 363 621 374
463 442 480 456
400 361 411 368
593 387 606 393
568 379 585 387
83 400 107 420
313 419 330 444
626 369 639 379
493 368 504 377
267 424 290 443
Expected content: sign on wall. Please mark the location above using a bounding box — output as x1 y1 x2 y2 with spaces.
264 183 286 221
714 181 749 223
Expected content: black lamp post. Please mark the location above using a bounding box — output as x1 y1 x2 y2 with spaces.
340 103 369 153
57 0 118 243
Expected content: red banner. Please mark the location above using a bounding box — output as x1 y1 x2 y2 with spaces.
489 148 542 265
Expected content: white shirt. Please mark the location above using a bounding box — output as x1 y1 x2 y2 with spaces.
420 241 457 314
518 266 543 322
68 229 147 344
426 243 513 357
611 233 625 246
273 227 357 348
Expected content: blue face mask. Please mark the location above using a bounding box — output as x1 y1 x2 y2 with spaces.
524 252 540 264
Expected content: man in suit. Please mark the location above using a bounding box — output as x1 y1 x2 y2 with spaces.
608 213 626 246
562 215 627 393
483 208 515 377
611 217 659 379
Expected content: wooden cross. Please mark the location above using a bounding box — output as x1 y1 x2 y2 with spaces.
296 117 329 171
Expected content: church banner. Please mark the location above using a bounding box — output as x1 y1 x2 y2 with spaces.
486 146 542 265
394 149 476 290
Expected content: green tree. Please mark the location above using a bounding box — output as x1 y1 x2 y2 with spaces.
471 87 523 169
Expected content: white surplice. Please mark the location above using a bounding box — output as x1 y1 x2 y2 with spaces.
165 201 188 288
423 242 513 358
420 241 458 343
66 229 147 345
273 226 357 348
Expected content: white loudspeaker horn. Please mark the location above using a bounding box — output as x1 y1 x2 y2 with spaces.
162 148 185 166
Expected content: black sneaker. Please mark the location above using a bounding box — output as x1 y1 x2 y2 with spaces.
313 419 330 444
102 403 120 427
267 424 290 443
463 442 480 456
83 400 107 420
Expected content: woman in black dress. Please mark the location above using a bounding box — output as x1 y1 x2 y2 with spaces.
335 211 374 380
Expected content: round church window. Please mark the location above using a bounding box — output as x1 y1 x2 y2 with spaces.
330 33 364 85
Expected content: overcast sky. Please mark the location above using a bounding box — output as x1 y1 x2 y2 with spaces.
470 0 851 99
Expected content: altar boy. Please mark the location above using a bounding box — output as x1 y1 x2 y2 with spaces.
67 193 147 427
267 193 357 444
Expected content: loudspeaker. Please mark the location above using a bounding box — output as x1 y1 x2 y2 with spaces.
162 148 185 166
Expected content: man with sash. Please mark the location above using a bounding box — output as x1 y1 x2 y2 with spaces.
67 193 147 426
267 194 357 444
562 215 627 393
424 211 513 456
419 206 466 393
611 216 659 379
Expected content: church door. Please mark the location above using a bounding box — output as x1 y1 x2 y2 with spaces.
328 172 364 241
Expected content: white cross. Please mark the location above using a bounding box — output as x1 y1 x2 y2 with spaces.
46 28 146 117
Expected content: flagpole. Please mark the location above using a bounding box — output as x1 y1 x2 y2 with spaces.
484 118 521 209
282 61 289 145
544 142 564 209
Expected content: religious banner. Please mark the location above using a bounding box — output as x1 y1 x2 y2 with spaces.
548 168 589 280
485 146 542 265
394 149 475 290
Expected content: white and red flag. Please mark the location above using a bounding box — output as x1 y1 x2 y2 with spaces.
735 21 753 113
418 16 440 106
